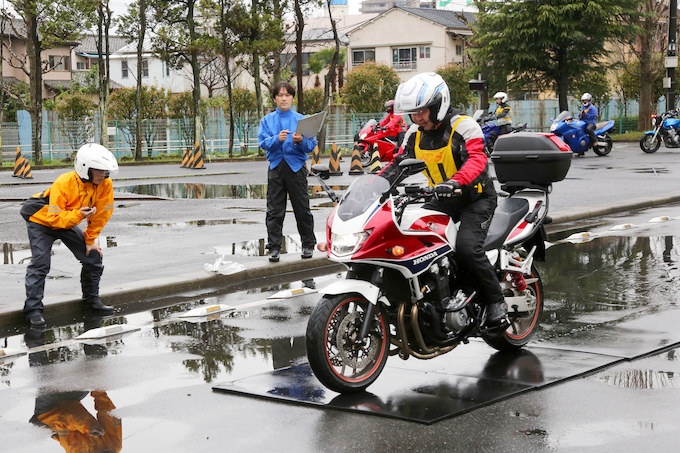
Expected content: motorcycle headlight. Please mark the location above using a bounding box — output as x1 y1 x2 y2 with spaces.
330 231 370 256
550 123 557 132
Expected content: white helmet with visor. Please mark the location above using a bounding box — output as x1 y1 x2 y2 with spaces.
75 143 119 182
394 72 450 123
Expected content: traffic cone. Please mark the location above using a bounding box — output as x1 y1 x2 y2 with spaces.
12 146 33 179
183 142 206 169
368 148 382 174
348 146 364 175
309 145 321 176
328 143 343 176
180 147 191 168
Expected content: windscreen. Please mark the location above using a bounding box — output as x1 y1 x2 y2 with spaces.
554 111 571 122
336 175 390 221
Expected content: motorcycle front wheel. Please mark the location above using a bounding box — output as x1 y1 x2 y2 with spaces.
639 135 661 153
482 265 543 351
593 134 613 156
306 294 390 393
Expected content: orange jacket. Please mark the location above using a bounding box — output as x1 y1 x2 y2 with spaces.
26 171 114 245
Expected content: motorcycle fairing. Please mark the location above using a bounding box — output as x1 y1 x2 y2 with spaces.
594 120 615 135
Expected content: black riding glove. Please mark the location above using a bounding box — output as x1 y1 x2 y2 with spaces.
434 180 462 199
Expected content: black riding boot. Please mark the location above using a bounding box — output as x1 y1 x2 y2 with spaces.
81 266 114 314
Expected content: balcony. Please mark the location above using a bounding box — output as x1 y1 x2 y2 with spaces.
393 61 417 71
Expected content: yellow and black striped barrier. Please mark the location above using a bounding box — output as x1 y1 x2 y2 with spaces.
328 143 343 176
181 142 206 169
368 148 382 174
12 147 33 179
349 146 364 175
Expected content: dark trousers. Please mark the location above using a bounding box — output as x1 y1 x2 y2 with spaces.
266 161 316 251
24 221 103 315
423 196 505 306
585 123 597 148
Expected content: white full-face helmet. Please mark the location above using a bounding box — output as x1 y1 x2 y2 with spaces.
394 72 450 123
75 143 119 182
493 91 508 103
581 92 592 104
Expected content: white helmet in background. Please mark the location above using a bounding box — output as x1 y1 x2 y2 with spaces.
394 72 450 123
75 143 119 182
493 91 508 103
581 92 592 103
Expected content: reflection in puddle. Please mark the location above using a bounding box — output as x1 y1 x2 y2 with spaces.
540 235 680 338
133 219 259 227
117 183 347 200
597 369 678 389
2 238 119 265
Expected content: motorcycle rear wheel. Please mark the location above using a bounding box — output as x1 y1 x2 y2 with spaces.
593 134 612 156
639 135 660 153
306 294 390 393
482 265 543 351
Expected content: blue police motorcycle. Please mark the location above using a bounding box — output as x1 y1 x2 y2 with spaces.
550 111 614 156
639 109 680 153
472 110 528 156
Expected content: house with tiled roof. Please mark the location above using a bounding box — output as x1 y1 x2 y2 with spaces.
346 6 474 80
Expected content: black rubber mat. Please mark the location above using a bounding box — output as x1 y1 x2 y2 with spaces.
213 342 626 424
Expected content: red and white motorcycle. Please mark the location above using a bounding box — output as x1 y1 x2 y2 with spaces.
305 132 571 393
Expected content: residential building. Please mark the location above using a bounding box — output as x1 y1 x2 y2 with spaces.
347 6 474 81
360 0 419 14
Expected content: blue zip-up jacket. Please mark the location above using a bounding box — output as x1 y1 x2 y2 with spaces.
579 103 598 125
258 108 317 172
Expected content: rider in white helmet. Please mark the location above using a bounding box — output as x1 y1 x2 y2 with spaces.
488 91 513 148
579 93 598 152
20 143 119 326
383 72 508 326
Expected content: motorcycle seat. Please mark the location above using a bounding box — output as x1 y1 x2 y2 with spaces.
595 121 609 129
483 196 529 251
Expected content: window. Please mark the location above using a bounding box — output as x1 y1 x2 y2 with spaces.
48 55 70 71
281 53 311 75
456 45 463 56
142 59 149 78
419 46 430 59
352 49 375 67
76 61 86 70
122 60 129 78
392 47 417 71
164 62 170 77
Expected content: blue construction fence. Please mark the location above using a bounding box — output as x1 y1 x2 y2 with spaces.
1 99 664 162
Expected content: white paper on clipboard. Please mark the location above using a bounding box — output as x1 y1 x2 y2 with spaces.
295 111 327 138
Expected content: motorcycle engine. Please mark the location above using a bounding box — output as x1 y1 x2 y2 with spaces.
444 290 471 333
668 128 679 145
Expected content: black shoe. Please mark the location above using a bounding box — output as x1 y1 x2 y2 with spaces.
84 299 115 314
269 249 280 262
301 247 314 259
26 311 46 327
486 301 508 326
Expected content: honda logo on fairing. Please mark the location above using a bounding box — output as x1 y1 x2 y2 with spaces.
413 250 438 265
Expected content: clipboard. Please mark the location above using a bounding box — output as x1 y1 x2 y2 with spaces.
295 110 327 138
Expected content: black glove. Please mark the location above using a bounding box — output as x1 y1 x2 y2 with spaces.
434 180 462 199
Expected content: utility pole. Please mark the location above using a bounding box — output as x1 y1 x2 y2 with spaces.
666 0 678 111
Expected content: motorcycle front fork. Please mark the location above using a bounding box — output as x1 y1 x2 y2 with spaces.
356 268 384 343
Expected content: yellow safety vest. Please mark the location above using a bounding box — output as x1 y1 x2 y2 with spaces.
414 116 465 186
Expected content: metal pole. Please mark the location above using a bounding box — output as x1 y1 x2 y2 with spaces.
667 0 677 111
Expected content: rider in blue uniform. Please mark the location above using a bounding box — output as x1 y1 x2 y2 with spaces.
579 93 598 155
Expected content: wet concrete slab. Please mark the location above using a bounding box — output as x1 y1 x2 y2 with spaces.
212 341 633 425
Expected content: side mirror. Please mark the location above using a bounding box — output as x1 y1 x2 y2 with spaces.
311 164 330 180
399 158 426 175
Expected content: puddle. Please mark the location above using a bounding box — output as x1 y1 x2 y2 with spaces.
632 168 669 174
2 237 120 265
133 219 259 227
596 369 678 389
117 183 346 200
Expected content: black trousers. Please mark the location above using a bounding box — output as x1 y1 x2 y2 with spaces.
585 123 597 148
423 196 505 306
24 221 103 315
266 161 316 251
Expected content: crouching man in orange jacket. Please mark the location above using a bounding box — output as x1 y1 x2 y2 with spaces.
20 144 119 327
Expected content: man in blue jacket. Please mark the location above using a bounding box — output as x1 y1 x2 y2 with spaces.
258 81 317 262
579 93 598 152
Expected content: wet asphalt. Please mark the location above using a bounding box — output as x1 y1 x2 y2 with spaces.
2 142 680 451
